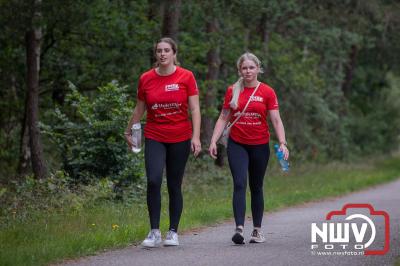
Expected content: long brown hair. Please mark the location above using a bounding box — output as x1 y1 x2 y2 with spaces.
153 37 180 67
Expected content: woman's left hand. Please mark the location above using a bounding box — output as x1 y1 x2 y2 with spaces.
280 143 289 160
191 138 202 157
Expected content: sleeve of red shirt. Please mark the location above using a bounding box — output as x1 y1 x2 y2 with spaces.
222 86 233 109
266 87 279 110
187 72 199 96
137 75 145 101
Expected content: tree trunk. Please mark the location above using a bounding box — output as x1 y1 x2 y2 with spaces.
148 0 162 66
18 95 31 176
26 0 47 179
203 18 225 166
260 13 271 77
243 28 250 50
215 144 225 167
203 18 220 143
341 44 358 98
161 0 181 41
11 75 18 101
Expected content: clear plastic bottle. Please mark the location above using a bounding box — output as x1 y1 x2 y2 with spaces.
131 123 142 153
274 144 289 172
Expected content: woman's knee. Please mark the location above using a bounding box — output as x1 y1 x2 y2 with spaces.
233 180 246 192
147 176 162 190
167 185 182 196
249 183 263 193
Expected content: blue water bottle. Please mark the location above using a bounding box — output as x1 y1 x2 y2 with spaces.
274 144 289 172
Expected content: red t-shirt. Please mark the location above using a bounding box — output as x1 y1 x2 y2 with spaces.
137 66 198 143
222 82 279 145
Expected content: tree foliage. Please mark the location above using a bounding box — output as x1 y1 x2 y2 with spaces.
42 82 144 184
0 0 399 182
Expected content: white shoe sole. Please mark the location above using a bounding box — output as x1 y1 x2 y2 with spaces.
249 238 265 243
141 241 162 248
163 240 179 246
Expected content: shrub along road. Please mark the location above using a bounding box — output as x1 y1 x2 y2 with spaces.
61 178 400 266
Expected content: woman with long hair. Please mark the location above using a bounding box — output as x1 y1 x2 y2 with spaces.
209 52 289 244
125 37 201 247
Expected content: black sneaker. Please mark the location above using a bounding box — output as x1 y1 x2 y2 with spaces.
232 227 245 244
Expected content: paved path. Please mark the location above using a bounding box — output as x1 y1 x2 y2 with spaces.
63 179 400 266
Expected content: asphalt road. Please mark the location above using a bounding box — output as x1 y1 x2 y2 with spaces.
62 178 400 266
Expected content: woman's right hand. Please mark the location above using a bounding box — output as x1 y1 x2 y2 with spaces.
208 109 230 160
124 101 146 151
124 133 134 150
209 141 218 159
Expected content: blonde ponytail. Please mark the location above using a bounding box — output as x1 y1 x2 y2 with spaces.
230 77 244 109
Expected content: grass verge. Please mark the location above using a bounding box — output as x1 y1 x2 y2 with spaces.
0 155 399 266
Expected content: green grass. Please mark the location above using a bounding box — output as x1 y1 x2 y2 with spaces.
396 257 400 266
264 157 400 210
1 155 399 266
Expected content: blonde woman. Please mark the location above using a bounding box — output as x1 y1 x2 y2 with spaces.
209 52 289 244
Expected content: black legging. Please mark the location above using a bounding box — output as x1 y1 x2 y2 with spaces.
144 138 191 232
227 138 270 228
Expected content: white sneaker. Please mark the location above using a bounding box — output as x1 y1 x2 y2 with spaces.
164 230 179 246
249 229 266 243
141 229 162 247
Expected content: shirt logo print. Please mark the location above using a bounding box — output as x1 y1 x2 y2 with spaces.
250 96 263 102
165 84 180 92
151 102 181 110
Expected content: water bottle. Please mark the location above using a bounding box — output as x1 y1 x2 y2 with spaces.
131 123 142 153
274 144 289 172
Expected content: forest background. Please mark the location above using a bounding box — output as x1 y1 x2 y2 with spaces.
1 0 400 265
1 0 400 223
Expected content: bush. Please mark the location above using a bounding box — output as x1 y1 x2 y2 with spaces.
42 81 144 187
